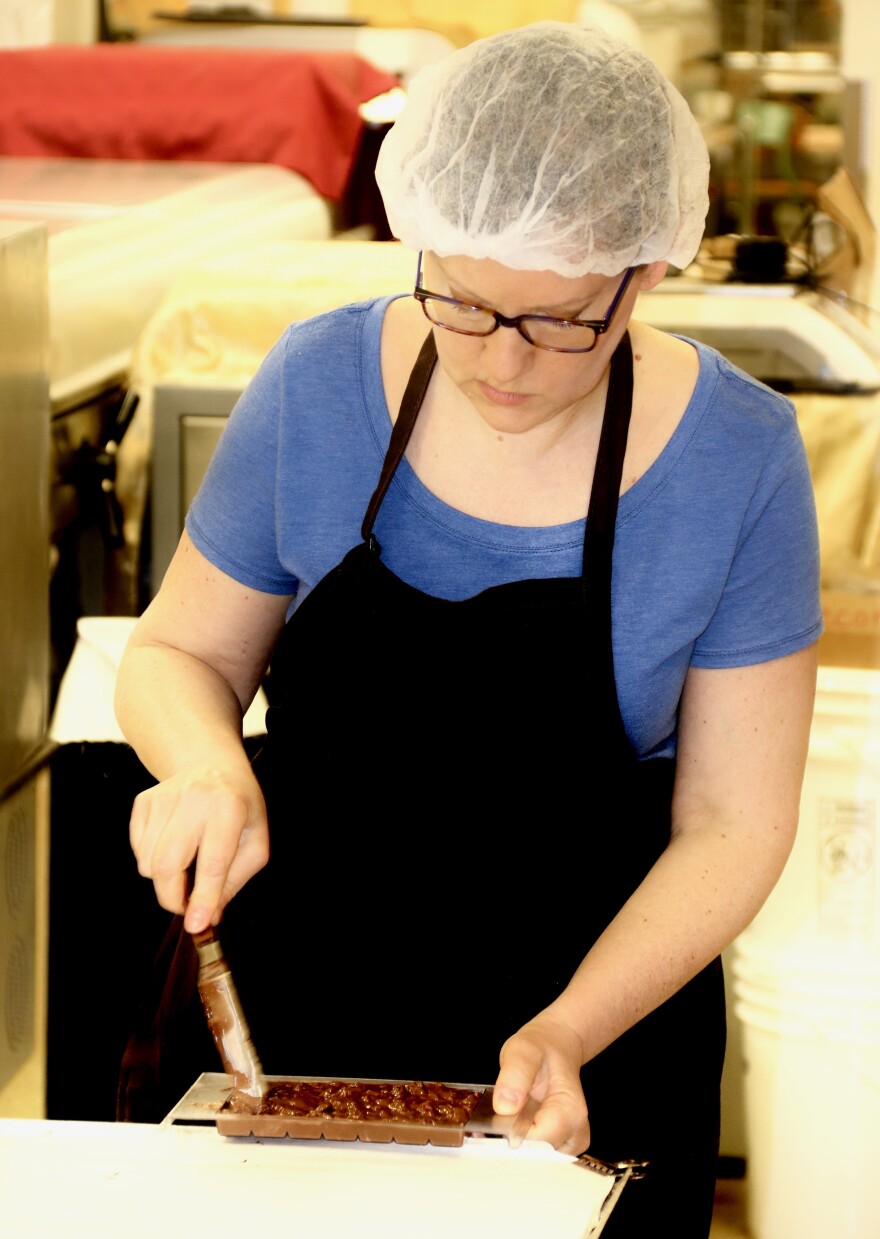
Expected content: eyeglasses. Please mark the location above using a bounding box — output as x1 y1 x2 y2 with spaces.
413 253 636 353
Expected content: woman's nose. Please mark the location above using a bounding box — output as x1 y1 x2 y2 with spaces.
481 323 533 381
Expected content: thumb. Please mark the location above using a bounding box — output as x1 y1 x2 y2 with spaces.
494 1036 544 1115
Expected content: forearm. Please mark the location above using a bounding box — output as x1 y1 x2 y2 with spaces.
114 639 256 781
551 810 795 1066
114 534 288 781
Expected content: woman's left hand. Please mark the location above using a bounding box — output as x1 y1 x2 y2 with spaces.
493 1013 590 1155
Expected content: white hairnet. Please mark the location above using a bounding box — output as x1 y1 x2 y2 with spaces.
374 21 710 277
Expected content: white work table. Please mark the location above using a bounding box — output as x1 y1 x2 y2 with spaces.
0 1112 627 1239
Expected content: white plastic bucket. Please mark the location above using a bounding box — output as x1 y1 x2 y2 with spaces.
733 935 880 1239
748 664 880 945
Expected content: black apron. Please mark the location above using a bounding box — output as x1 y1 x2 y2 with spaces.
126 330 726 1237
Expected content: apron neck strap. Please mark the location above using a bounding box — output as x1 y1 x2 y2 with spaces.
361 331 437 545
583 329 633 583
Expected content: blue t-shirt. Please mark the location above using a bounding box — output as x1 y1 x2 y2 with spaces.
188 295 823 760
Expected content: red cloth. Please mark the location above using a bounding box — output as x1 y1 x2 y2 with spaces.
0 45 400 200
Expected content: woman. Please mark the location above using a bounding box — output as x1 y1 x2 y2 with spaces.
115 23 821 1237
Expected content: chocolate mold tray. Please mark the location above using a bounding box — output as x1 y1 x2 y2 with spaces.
215 1076 488 1147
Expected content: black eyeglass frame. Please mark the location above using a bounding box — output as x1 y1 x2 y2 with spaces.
413 253 636 354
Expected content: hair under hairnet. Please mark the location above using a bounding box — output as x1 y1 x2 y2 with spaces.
375 22 710 277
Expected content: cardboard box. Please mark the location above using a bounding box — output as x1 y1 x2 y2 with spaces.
819 588 880 668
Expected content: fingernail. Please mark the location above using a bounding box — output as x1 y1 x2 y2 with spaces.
187 906 209 933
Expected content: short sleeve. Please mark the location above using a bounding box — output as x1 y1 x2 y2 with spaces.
690 412 823 667
186 332 297 595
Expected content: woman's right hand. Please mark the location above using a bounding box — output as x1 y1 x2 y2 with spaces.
129 761 270 933
114 535 293 933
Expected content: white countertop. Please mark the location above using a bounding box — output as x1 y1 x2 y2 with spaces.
0 1115 625 1239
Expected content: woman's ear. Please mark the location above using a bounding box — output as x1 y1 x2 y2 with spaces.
636 261 669 292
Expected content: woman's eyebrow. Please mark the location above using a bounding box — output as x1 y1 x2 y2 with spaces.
441 271 597 319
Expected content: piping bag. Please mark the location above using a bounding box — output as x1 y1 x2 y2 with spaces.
190 901 266 1111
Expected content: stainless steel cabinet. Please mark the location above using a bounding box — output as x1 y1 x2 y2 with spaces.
0 220 51 1100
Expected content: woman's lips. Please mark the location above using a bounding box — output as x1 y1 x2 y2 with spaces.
477 381 528 406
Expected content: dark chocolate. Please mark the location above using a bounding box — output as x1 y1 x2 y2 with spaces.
217 1078 483 1146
